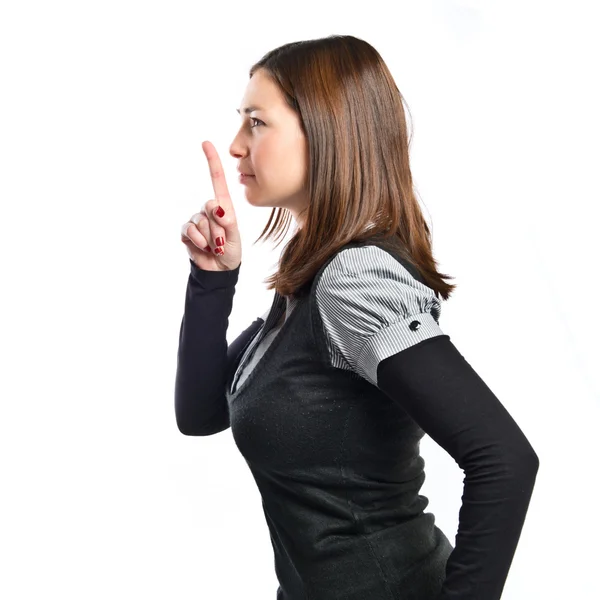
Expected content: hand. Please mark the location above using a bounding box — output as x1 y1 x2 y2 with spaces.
180 141 243 272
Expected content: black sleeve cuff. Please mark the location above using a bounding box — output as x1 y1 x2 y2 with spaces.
189 258 241 290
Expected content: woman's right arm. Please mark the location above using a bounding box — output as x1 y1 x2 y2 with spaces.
174 259 263 436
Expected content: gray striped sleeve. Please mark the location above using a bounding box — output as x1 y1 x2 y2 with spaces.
315 245 445 387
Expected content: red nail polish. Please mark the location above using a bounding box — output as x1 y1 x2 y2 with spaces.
215 206 225 218
216 236 224 246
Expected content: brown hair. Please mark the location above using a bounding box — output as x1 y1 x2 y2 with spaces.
249 34 457 301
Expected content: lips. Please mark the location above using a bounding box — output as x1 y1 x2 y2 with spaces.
239 172 255 184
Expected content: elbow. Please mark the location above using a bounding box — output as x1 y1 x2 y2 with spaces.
495 421 540 480
528 446 540 472
513 445 540 500
504 440 540 484
174 403 230 437
523 445 540 478
176 420 226 437
174 411 199 436
176 419 201 437
514 435 540 473
174 375 230 436
465 438 540 487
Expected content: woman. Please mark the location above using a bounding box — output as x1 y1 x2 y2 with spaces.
177 34 539 600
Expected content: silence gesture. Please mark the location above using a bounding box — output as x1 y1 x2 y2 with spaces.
180 141 243 272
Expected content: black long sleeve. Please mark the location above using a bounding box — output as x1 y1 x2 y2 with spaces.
174 259 264 436
376 335 540 600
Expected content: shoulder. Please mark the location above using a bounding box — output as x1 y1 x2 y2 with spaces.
316 244 439 316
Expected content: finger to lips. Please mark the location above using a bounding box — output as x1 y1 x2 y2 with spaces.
202 141 231 206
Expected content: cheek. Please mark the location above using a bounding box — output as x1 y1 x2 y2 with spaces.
253 138 278 170
253 134 307 187
253 147 281 187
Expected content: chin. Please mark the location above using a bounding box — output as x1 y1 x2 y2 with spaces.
245 196 271 209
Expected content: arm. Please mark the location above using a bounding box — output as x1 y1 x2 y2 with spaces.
376 335 540 600
174 259 263 436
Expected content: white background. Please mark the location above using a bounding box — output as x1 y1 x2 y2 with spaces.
1 0 598 598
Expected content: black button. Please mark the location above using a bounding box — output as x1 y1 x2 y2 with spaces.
409 320 421 331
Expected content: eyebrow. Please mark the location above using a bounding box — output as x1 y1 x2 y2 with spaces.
236 105 264 115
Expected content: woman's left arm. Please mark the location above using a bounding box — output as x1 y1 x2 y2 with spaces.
377 334 540 600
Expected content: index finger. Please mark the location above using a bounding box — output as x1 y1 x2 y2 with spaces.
202 140 231 204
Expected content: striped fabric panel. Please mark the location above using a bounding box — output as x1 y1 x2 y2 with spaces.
315 245 445 387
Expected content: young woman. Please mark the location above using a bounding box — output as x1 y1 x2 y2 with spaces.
177 34 539 600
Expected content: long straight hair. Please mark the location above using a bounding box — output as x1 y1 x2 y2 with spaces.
249 34 457 301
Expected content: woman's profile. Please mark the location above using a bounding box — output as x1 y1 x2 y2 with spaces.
176 34 539 600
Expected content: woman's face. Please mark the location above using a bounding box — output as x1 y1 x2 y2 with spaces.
229 69 309 226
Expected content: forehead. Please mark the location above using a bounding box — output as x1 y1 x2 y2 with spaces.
238 70 283 112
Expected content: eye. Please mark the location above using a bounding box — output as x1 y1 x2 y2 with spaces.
250 117 264 128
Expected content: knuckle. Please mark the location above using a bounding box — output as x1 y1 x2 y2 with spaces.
191 211 204 225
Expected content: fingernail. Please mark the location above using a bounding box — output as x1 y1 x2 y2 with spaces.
203 245 211 252
214 247 224 255
216 236 224 246
214 206 225 218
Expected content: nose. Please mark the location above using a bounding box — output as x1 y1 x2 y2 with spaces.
229 130 248 160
